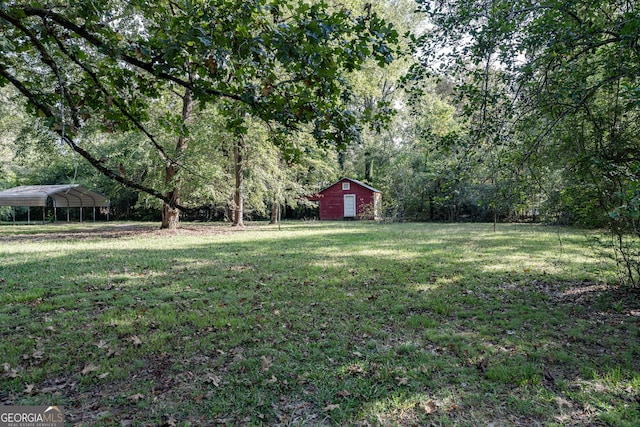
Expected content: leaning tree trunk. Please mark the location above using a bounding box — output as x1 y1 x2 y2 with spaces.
161 86 193 229
232 135 245 227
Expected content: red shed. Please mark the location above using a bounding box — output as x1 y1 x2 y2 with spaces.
309 178 382 220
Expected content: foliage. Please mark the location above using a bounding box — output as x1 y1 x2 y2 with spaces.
610 164 640 287
410 0 640 282
0 0 399 213
3 0 640 254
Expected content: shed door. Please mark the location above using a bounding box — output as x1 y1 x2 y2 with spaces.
344 194 356 217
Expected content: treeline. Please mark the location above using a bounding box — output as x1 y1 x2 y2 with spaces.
0 70 627 228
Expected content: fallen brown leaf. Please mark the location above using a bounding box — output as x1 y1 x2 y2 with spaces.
2 363 20 379
231 348 245 362
24 350 44 360
40 383 67 393
346 364 365 376
205 373 222 387
81 363 100 376
95 340 109 349
416 400 437 415
261 355 273 372
336 389 351 398
128 393 144 402
106 348 121 358
396 376 409 386
160 415 177 426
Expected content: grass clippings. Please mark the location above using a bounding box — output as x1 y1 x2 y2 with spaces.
0 221 638 426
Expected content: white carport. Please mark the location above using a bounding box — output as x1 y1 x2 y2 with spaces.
0 185 110 223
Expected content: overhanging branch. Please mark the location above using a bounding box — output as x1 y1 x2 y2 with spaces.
0 62 200 213
8 7 246 103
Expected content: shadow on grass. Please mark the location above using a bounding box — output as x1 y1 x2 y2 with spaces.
0 222 638 426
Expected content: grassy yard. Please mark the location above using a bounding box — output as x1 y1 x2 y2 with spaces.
0 221 638 426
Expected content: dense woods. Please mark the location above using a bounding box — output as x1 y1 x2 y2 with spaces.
1 1 639 281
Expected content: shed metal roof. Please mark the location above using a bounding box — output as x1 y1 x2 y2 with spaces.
0 185 110 208
341 178 381 193
319 178 381 194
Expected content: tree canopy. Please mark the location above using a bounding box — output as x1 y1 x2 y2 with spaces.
0 0 399 213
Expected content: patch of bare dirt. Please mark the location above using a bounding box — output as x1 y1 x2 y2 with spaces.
0 223 235 243
529 279 640 318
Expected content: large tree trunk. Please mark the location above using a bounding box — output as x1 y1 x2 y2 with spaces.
270 200 280 224
161 86 193 229
232 135 245 227
161 193 180 229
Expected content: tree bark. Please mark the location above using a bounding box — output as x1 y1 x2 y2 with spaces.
270 200 280 224
161 86 193 229
161 195 180 229
364 149 373 182
232 135 245 227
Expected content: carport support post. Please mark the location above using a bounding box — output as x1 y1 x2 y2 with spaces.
42 207 45 224
27 207 30 224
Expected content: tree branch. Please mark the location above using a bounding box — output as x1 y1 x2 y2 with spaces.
7 7 245 102
0 62 202 213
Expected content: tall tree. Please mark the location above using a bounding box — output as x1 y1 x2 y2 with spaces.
161 85 193 229
0 0 399 228
232 133 246 227
338 0 418 185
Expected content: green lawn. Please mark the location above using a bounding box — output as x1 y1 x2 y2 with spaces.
0 221 638 426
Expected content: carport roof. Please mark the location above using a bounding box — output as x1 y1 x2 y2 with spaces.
0 185 110 208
